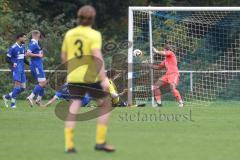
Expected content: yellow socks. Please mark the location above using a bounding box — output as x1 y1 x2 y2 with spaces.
64 124 107 149
64 128 74 150
96 124 108 144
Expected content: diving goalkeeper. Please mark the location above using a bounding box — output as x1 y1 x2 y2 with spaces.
106 70 128 107
40 79 126 108
149 44 183 107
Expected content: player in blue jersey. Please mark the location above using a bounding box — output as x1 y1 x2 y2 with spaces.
26 30 47 106
40 83 91 107
2 33 27 108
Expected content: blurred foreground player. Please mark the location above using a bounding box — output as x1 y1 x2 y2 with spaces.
61 5 115 153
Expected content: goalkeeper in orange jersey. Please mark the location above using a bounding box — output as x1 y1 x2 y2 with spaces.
148 44 183 107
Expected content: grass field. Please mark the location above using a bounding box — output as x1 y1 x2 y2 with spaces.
0 100 240 160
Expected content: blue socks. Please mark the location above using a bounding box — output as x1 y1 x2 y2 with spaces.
33 85 43 95
36 87 45 102
31 85 45 101
10 87 24 107
29 84 45 101
5 92 12 100
12 86 23 99
20 88 24 92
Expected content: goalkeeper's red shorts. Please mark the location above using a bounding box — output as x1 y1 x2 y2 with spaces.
161 73 180 86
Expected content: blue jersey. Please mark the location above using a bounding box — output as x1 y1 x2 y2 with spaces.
55 84 91 106
28 39 46 81
7 43 26 83
55 84 70 100
28 39 43 65
7 43 26 70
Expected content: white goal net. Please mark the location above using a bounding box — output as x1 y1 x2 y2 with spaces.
128 7 240 106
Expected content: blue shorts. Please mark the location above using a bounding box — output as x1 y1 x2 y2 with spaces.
12 68 26 84
30 63 46 82
67 82 106 99
81 94 91 106
55 91 69 100
55 92 91 106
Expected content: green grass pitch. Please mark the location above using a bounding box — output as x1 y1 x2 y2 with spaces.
0 100 240 160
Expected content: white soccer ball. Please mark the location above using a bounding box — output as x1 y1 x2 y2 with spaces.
133 49 143 57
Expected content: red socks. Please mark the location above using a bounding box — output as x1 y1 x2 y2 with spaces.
172 88 182 101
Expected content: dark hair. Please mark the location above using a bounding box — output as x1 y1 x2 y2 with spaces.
164 43 171 51
106 69 117 79
77 5 96 26
16 33 26 40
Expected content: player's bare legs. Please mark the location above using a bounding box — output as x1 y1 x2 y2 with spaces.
169 83 184 107
64 100 81 153
153 78 183 107
153 78 163 106
95 95 115 152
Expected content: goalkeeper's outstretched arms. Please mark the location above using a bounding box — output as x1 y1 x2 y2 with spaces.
153 44 172 56
153 47 165 55
143 59 164 70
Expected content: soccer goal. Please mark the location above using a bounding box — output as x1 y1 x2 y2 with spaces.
128 7 240 106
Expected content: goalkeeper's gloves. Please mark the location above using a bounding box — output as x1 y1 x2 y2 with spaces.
152 47 159 54
111 93 119 98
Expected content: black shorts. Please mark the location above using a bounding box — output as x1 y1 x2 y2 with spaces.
67 82 107 99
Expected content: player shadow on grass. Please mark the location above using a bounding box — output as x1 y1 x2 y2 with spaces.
48 55 116 121
55 97 114 121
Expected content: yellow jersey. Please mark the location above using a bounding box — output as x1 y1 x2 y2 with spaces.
108 79 119 104
61 25 102 83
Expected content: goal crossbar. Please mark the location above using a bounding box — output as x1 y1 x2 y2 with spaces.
129 7 240 11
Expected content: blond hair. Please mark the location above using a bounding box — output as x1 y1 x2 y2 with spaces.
31 30 41 38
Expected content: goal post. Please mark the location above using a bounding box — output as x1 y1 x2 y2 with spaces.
148 10 155 106
128 7 134 106
128 6 240 106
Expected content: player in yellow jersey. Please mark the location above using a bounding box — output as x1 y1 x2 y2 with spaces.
106 70 127 106
61 5 114 153
109 79 119 105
